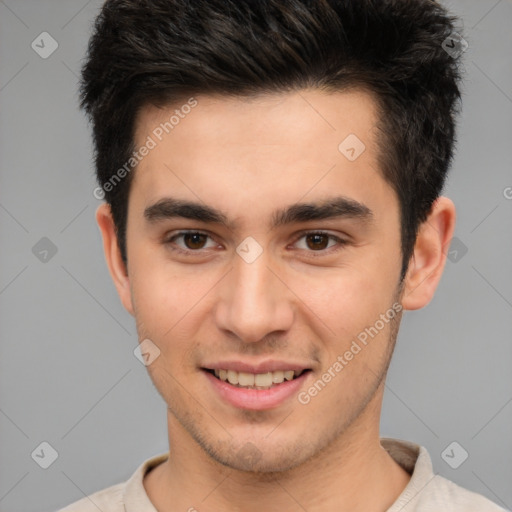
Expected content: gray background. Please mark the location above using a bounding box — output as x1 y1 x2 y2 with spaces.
0 0 511 511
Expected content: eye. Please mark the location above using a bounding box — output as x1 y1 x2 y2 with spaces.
164 231 218 254
163 230 347 257
293 231 347 254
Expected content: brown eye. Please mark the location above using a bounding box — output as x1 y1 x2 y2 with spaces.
294 231 344 253
165 231 217 254
305 233 330 250
182 232 208 250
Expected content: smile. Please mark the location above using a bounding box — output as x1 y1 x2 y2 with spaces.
206 368 307 389
202 368 312 410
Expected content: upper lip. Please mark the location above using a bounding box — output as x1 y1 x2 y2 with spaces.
202 360 312 374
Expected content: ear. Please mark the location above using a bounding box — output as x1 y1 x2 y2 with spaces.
401 196 456 310
95 203 134 316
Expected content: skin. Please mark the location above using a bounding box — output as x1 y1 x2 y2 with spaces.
96 89 455 511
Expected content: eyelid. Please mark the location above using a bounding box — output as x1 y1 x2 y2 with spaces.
290 230 348 255
164 229 348 256
164 230 219 252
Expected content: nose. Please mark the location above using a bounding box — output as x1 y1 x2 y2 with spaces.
214 247 294 344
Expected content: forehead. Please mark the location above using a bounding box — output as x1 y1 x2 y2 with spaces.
129 89 393 226
134 88 379 153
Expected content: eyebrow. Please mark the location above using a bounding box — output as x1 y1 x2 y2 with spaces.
144 195 373 231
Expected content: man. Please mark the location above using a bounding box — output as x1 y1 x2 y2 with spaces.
59 0 505 510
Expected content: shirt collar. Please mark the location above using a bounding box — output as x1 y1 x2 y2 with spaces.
123 452 168 512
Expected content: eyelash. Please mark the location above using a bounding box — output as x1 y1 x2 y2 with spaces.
163 230 348 258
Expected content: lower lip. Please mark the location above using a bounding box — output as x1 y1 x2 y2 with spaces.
203 370 311 410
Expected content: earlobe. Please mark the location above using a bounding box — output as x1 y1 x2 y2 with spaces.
95 203 135 316
401 196 456 311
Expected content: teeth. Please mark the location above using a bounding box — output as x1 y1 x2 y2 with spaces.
212 369 304 388
237 372 254 386
227 370 239 385
284 370 294 381
255 372 273 387
272 370 284 383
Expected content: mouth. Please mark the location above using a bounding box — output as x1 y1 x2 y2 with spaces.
201 366 313 410
202 368 312 390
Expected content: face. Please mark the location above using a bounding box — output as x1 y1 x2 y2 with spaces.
110 89 407 472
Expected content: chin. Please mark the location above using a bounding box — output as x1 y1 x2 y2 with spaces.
202 437 315 476
224 451 306 475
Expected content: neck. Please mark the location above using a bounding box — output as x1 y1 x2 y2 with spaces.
144 390 411 512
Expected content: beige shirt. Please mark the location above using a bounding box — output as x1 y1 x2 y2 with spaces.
57 438 506 511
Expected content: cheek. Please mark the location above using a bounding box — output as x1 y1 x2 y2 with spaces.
290 261 395 340
130 259 213 356
129 258 183 339
131 239 197 308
